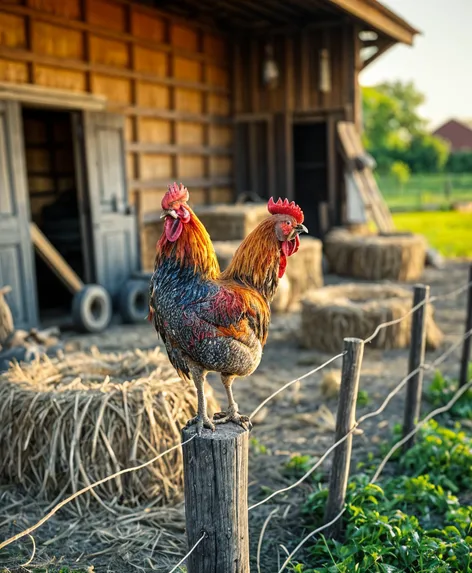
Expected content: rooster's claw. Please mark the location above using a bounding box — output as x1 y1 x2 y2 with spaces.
185 414 215 435
214 411 252 431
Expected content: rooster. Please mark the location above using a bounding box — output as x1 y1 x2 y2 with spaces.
149 183 307 433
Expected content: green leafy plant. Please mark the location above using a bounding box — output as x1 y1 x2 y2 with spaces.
290 419 472 572
425 368 472 420
357 389 371 407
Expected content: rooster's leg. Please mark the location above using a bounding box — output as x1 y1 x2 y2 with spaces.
185 367 215 435
214 375 252 431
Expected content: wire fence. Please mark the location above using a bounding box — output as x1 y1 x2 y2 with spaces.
1 271 471 573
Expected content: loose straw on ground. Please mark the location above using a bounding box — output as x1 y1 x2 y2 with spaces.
0 436 196 551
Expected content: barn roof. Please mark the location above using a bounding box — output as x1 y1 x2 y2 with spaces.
146 0 419 45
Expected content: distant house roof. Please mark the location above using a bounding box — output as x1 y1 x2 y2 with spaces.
433 120 472 152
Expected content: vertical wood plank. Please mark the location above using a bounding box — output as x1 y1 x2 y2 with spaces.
459 265 472 387
182 424 250 573
248 121 258 194
232 39 243 115
127 2 139 192
300 31 310 111
167 20 178 182
352 24 362 132
200 30 210 203
267 116 275 199
284 35 294 111
81 0 91 93
403 284 429 450
324 337 364 538
250 38 259 114
327 115 336 228
284 112 294 200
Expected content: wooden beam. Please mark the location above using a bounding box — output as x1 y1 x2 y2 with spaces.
361 37 395 69
0 82 106 110
122 106 231 124
0 46 228 95
30 223 83 294
130 176 232 191
127 142 232 155
234 113 272 123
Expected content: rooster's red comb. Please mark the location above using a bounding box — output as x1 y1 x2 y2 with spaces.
267 197 304 224
162 182 189 210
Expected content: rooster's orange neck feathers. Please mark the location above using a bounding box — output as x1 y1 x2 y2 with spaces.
221 218 281 302
155 207 219 279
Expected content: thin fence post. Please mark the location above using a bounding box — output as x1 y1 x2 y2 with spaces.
402 284 429 451
324 337 364 539
182 423 250 573
459 265 472 387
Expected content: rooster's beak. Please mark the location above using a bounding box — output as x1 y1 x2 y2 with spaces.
295 223 308 235
160 209 178 219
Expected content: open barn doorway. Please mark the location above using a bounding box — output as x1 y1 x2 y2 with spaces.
22 107 91 323
293 121 328 238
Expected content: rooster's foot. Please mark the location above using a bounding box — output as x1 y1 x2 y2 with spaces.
185 414 215 435
214 409 252 431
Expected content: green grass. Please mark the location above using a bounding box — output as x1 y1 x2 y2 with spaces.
392 211 472 258
377 173 472 211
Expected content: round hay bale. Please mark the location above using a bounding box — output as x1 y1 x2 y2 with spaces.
0 347 219 507
324 229 427 281
300 283 443 352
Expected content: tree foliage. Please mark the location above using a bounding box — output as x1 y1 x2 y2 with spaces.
362 81 450 174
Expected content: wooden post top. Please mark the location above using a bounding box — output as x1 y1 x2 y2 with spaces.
182 422 248 441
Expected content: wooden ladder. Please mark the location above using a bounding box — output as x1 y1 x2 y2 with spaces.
337 121 395 233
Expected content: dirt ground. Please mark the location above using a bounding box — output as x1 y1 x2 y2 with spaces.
1 260 470 572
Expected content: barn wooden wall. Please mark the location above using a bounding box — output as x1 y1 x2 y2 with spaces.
233 26 355 116
0 0 233 268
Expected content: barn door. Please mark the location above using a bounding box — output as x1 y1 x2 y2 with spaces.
0 100 38 328
80 112 139 298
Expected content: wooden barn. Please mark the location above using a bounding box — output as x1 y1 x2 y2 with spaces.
0 0 418 329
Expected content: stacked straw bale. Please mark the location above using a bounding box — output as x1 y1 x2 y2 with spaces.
300 284 443 352
324 229 427 281
0 347 219 507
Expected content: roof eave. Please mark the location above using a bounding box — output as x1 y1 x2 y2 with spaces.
326 0 420 45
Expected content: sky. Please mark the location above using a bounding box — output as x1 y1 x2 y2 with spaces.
360 0 472 130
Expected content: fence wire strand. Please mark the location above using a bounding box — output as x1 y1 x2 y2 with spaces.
249 352 345 421
167 532 206 573
250 278 472 421
249 328 471 512
277 509 346 573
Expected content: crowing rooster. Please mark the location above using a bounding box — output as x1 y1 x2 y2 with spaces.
149 183 307 433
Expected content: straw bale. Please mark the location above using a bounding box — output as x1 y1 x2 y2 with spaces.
324 229 427 281
0 347 219 507
194 203 268 241
300 283 443 353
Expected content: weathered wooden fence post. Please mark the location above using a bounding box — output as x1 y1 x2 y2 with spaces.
182 423 250 573
324 337 364 539
459 265 472 388
403 284 429 451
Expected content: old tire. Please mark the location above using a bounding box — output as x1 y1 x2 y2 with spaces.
119 279 149 324
72 285 112 333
